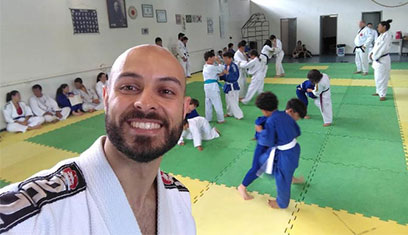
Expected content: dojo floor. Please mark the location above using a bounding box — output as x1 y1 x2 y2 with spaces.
1 61 408 234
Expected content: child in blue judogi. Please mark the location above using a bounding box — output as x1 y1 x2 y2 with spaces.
254 116 267 140
296 80 316 119
238 93 307 209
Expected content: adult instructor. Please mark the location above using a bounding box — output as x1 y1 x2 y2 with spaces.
0 45 196 234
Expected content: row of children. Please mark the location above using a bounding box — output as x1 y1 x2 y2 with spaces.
3 73 108 133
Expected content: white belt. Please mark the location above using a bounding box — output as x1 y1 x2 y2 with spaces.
259 138 297 175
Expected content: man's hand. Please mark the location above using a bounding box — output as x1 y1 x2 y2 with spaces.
56 111 62 119
255 125 263 132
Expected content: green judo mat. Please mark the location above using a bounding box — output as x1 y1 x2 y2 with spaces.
265 62 408 79
27 82 408 224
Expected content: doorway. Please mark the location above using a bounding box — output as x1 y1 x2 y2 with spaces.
320 15 337 55
362 11 381 30
280 18 297 55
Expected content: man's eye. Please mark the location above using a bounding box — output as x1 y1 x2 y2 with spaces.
160 89 175 95
120 85 138 91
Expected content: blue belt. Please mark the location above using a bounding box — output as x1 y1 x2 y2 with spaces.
204 79 222 88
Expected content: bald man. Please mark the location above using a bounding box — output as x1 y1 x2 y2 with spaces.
0 45 196 234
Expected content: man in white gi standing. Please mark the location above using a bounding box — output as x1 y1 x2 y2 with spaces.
353 20 373 76
0 45 196 235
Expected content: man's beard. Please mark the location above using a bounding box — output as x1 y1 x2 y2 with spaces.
105 106 183 163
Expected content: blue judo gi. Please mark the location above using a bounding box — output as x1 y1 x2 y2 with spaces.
296 80 317 107
257 111 301 208
242 116 269 187
186 109 200 119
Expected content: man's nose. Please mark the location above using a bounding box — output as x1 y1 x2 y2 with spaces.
133 88 157 112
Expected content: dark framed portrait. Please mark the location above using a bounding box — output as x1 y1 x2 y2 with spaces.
107 0 127 28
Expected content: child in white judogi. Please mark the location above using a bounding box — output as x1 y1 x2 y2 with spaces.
203 51 226 123
270 35 285 77
178 117 220 151
369 20 393 101
29 84 71 123
3 90 44 133
306 70 332 126
95 72 108 100
234 41 249 98
354 21 374 75
180 36 191 77
260 39 274 76
239 50 267 105
73 77 104 112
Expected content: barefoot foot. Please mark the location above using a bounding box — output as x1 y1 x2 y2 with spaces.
268 199 280 209
237 185 254 200
323 123 331 127
292 176 305 184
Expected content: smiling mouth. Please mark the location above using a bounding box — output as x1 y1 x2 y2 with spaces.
128 120 163 130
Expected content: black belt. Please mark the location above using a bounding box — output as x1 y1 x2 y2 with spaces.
13 116 25 120
260 53 269 63
376 53 389 62
353 46 365 53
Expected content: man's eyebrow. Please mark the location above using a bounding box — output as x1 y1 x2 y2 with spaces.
117 72 143 80
158 77 182 87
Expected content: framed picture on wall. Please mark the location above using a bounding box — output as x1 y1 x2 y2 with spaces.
156 10 167 23
106 0 127 28
142 4 153 18
207 17 214 34
175 14 182 25
186 15 192 23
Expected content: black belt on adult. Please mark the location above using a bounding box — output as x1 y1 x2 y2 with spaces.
353 46 365 53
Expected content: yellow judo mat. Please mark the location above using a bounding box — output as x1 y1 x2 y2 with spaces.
1 67 408 235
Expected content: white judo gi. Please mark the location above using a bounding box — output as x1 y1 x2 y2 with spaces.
354 26 374 73
29 95 70 122
274 39 285 76
203 63 225 122
234 50 248 98
73 88 104 111
371 31 392 98
176 40 191 77
312 73 332 124
368 28 378 63
95 81 107 100
2 102 45 133
178 116 220 147
260 44 274 76
0 136 196 235
240 56 267 104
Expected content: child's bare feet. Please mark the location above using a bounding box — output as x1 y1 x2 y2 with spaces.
304 115 310 119
237 184 254 200
379 97 386 101
292 176 305 184
268 199 280 209
178 142 185 146
224 114 232 117
323 123 331 127
197 146 203 151
217 120 225 124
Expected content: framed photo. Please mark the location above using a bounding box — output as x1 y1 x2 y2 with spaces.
70 9 99 34
175 14 182 25
141 28 149 35
107 0 127 28
186 15 192 23
207 17 214 34
156 10 167 23
141 4 153 18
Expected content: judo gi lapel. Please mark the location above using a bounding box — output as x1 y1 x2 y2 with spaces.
157 170 176 234
78 136 142 234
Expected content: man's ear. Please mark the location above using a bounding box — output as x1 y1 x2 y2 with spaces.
103 86 108 110
183 96 192 119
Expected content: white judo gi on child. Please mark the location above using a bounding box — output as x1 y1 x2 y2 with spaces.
354 26 373 74
203 62 225 123
73 88 104 111
0 136 196 235
178 116 220 147
312 73 332 125
3 102 44 133
234 49 248 98
29 95 70 122
371 30 392 98
240 55 267 104
273 39 285 76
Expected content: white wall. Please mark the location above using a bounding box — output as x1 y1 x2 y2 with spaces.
0 0 250 129
250 0 408 55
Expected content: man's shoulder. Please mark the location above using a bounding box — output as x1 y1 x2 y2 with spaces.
0 160 86 233
160 171 189 193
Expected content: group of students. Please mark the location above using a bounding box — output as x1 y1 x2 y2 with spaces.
292 40 312 59
3 72 108 133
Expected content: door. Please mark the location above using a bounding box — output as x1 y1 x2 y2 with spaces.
320 15 337 55
362 11 382 28
280 18 297 55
